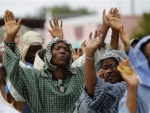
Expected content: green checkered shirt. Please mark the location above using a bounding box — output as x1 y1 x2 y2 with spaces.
3 42 84 113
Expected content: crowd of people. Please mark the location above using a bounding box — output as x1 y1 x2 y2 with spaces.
0 7 150 113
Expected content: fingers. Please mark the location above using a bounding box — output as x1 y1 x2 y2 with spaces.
60 21 63 28
53 17 59 27
17 18 22 26
121 59 130 66
108 7 113 15
49 17 62 28
113 8 117 17
49 20 54 29
89 32 92 39
103 9 108 25
4 10 9 23
47 29 53 35
117 59 132 74
106 16 111 21
10 11 15 21
72 49 76 56
77 48 80 56
94 30 98 38
81 40 86 46
97 69 108 79
4 9 18 24
117 13 121 20
103 9 106 17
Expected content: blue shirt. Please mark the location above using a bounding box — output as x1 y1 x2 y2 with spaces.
119 84 150 113
74 77 126 113
119 36 150 113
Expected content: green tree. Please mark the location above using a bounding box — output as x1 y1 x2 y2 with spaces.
36 5 95 19
131 13 150 39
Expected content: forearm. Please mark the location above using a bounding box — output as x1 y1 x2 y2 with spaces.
111 30 119 50
119 28 130 54
127 86 138 113
6 35 16 52
84 50 97 96
101 25 109 42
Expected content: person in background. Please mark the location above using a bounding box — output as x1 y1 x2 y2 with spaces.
118 36 150 113
72 7 120 68
130 38 139 49
20 31 44 67
105 7 150 113
74 8 127 113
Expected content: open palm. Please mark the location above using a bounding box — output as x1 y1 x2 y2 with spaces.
106 16 122 30
4 10 21 42
117 59 139 86
48 17 63 38
86 32 103 52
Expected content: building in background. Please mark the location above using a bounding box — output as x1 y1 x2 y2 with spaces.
44 13 142 48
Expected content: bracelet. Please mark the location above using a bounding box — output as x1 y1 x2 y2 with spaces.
111 36 119 38
85 56 95 60
5 40 15 46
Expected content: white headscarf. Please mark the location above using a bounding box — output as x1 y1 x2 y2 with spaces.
20 31 44 63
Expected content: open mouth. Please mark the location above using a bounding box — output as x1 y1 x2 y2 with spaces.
60 56 66 60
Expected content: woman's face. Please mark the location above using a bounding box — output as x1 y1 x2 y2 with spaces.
51 42 71 67
101 58 123 83
25 45 42 64
143 42 150 63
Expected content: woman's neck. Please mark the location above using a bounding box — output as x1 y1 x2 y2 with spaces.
53 67 66 79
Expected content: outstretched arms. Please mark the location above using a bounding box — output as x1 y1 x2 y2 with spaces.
84 29 104 96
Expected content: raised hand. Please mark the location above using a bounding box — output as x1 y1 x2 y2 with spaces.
4 10 22 42
48 17 63 38
102 8 113 28
81 40 86 54
72 48 80 61
86 30 103 54
117 59 139 87
106 16 122 30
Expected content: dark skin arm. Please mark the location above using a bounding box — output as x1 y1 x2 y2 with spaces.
84 29 104 96
3 9 22 51
106 16 130 53
110 7 121 50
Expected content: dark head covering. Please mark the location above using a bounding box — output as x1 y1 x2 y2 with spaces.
42 38 72 77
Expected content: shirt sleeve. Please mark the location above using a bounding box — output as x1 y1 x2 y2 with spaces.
84 77 127 111
3 41 40 102
118 91 130 113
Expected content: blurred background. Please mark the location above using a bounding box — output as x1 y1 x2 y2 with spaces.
0 0 150 48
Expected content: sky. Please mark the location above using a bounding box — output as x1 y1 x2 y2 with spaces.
0 0 150 18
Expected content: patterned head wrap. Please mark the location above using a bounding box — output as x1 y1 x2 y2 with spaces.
96 50 128 71
43 37 72 74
